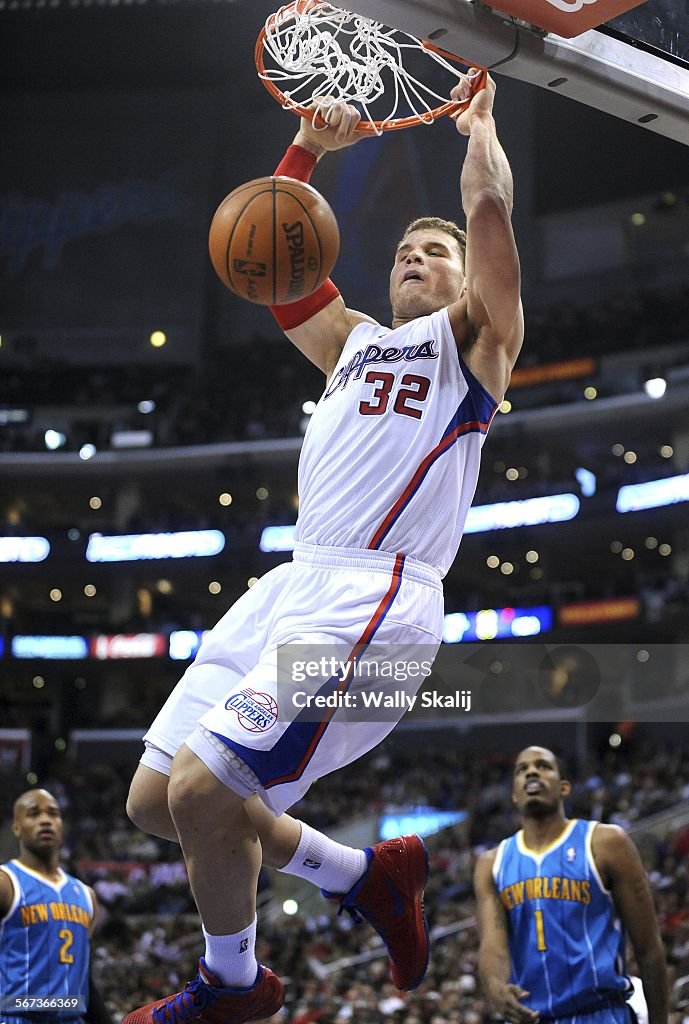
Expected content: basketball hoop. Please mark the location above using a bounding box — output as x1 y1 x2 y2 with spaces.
255 0 487 134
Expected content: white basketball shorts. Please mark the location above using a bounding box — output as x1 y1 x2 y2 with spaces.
142 542 443 815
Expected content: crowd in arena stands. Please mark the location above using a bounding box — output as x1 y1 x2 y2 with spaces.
3 735 689 1020
2 279 689 453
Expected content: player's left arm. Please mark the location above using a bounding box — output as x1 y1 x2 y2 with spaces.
87 885 99 935
592 824 669 1024
449 73 524 401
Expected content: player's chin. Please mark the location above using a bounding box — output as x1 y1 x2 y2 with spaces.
522 795 551 815
394 294 436 319
32 834 59 849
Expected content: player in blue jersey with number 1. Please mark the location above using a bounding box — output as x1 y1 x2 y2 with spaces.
0 790 108 1024
474 747 669 1024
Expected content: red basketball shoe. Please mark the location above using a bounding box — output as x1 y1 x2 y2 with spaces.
121 960 284 1024
323 834 430 990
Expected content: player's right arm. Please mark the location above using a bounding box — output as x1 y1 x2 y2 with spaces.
474 849 540 1024
273 104 377 378
0 866 14 917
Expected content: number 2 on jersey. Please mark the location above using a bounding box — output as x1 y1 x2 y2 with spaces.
359 372 430 419
58 927 74 963
534 909 547 951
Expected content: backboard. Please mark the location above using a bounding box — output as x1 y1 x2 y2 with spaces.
339 0 689 144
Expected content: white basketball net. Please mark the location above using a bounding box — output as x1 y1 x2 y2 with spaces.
260 1 473 134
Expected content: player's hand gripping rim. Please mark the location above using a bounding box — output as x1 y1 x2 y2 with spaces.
297 96 365 153
451 69 495 136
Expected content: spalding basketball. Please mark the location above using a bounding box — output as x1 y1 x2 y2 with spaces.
208 176 340 305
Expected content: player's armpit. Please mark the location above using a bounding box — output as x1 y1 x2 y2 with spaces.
284 298 377 377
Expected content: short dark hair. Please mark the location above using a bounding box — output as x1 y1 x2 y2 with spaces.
401 217 467 267
513 747 570 783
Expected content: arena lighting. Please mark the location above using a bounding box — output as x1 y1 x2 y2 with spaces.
443 605 553 643
464 493 580 533
0 407 29 426
169 630 207 661
260 525 296 552
643 376 667 399
616 472 689 513
12 635 89 660
379 807 466 842
110 429 153 448
44 429 66 450
86 530 225 562
0 537 50 563
575 468 597 497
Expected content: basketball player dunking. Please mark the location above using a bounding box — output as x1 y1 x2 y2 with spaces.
124 72 523 1024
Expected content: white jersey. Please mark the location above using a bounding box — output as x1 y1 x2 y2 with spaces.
295 307 499 577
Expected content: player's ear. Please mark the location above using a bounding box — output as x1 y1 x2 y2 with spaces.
560 779 572 799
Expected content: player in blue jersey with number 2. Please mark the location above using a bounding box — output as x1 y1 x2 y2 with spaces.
474 747 669 1024
0 790 108 1024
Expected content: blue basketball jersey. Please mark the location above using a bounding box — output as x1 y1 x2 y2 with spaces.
493 819 632 1016
0 860 92 1021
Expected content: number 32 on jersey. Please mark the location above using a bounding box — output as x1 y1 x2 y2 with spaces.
359 372 431 419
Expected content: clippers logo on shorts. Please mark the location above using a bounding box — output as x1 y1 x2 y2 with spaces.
225 687 278 732
324 338 438 398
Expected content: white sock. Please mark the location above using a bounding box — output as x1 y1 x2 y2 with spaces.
202 918 258 988
278 822 368 894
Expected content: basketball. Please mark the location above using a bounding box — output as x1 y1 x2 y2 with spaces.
208 176 340 305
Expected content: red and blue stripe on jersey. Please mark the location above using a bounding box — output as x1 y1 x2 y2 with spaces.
369 356 498 550
213 553 406 789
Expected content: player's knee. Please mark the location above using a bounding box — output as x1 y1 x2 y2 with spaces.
168 745 245 833
127 767 172 837
168 746 216 823
126 789 151 832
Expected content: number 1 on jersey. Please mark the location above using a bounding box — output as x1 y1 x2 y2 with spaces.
534 909 547 951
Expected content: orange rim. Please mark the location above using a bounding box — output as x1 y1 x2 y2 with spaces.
255 0 487 132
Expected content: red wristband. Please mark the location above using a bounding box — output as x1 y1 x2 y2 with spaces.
270 278 340 330
274 144 318 182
